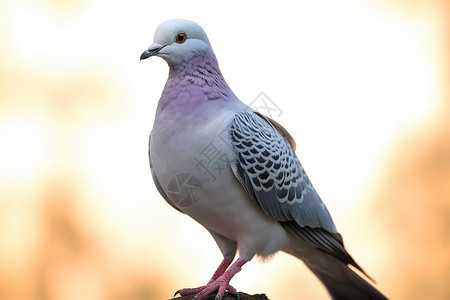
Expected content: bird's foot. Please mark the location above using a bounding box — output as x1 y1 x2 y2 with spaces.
174 258 246 300
174 281 238 300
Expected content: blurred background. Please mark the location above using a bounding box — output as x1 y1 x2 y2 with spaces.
0 0 448 299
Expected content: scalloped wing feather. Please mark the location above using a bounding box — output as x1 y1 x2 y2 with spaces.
230 111 336 231
229 112 369 274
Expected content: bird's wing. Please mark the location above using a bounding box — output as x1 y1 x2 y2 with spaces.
149 133 183 213
229 111 365 272
230 111 335 230
254 111 297 151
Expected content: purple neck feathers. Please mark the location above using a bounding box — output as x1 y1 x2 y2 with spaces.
156 50 236 114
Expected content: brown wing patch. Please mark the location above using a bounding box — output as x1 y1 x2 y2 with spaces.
254 112 296 151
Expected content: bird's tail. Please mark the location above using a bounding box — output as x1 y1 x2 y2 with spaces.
291 249 388 300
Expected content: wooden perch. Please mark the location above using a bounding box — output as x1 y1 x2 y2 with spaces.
170 292 269 300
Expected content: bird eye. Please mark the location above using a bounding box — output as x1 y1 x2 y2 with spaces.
175 33 187 43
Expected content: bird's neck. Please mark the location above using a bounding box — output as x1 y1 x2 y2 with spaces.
156 50 236 115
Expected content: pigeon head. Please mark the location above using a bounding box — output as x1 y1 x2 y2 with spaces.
140 19 213 66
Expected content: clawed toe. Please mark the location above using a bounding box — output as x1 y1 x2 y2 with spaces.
226 285 239 299
174 282 239 300
174 258 246 300
174 285 207 297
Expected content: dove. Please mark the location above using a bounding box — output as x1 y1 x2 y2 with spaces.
141 19 388 300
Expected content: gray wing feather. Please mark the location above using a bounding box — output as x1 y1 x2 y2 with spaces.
230 112 367 274
254 111 297 151
230 111 335 231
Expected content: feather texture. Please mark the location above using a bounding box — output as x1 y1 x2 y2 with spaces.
230 111 370 276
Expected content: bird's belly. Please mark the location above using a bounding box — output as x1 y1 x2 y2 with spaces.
150 116 289 257
188 173 289 257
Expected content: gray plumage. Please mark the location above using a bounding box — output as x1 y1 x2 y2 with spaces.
141 19 388 300
230 111 368 275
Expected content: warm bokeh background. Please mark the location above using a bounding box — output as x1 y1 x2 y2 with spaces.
0 0 448 299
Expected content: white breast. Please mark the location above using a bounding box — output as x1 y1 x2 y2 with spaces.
150 106 290 258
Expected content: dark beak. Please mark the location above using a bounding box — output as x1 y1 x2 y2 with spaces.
140 45 165 60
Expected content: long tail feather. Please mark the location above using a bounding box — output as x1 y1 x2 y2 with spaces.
292 249 388 300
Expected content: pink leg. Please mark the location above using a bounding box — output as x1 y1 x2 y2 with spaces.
208 257 233 283
176 258 247 300
174 257 233 297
